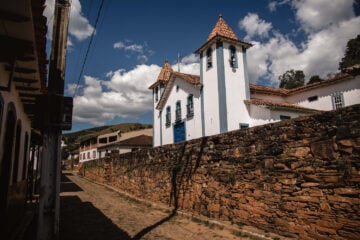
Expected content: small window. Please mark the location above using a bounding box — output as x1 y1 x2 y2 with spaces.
206 48 212 69
109 136 117 142
229 46 238 68
87 152 90 159
332 93 344 109
176 85 179 92
155 87 159 101
92 150 96 159
308 96 318 102
166 106 171 126
240 123 249 129
187 94 194 118
175 101 182 122
280 115 291 121
83 153 86 160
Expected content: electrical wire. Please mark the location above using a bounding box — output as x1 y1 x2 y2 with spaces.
72 0 105 97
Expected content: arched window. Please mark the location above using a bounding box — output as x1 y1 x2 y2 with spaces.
87 152 90 159
83 153 86 160
13 120 22 183
22 132 29 180
165 106 171 126
229 46 238 68
187 94 194 118
175 101 181 122
92 150 96 159
206 48 212 69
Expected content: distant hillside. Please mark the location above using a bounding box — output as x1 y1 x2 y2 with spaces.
62 123 152 145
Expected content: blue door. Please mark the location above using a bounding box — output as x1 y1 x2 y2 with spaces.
173 122 185 143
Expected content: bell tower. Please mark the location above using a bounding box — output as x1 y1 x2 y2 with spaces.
195 15 252 136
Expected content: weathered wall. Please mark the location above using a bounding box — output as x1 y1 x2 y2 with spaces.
81 105 360 239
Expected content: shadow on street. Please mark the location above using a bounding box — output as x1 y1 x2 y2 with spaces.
60 172 175 240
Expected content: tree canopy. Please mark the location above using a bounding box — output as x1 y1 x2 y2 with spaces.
278 69 305 89
339 34 360 72
308 75 323 85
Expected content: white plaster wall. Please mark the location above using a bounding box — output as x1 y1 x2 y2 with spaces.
287 77 360 110
249 105 308 127
153 88 161 147
0 66 32 183
223 43 252 131
160 77 202 145
202 43 220 136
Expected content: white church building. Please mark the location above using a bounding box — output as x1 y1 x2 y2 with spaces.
149 16 360 147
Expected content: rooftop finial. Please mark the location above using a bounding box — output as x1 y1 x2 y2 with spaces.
219 14 223 19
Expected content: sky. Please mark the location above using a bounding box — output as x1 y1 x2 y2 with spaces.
43 0 360 133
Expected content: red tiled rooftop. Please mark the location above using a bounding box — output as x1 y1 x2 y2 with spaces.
207 15 239 41
172 72 201 86
244 99 321 113
149 60 173 89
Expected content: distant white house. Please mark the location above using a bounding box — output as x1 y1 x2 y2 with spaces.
79 128 152 162
149 16 360 147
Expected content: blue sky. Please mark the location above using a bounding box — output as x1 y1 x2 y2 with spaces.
44 0 360 132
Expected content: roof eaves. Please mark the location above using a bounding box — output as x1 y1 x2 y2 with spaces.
195 35 253 54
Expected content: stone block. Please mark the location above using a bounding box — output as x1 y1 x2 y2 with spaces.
316 219 343 230
334 188 360 195
301 182 320 187
208 203 220 213
311 140 335 159
320 201 331 212
327 195 360 204
279 178 297 185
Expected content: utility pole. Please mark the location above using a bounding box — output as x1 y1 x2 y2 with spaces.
37 0 70 239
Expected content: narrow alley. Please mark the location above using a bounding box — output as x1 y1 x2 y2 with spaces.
60 172 274 240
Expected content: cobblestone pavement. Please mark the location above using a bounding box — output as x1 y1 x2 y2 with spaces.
60 171 283 240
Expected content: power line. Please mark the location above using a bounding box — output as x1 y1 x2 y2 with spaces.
72 0 105 97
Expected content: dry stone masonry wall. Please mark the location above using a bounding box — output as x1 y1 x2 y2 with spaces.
81 105 360 239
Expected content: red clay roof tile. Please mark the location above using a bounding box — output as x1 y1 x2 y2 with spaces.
207 15 239 41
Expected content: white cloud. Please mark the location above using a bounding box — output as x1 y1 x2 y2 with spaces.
239 13 272 39
69 54 201 126
180 54 199 64
44 0 94 42
71 64 160 125
113 40 154 63
268 0 291 12
292 0 355 32
243 3 360 86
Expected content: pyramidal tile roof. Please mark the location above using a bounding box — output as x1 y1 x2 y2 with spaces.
157 60 173 81
207 15 239 41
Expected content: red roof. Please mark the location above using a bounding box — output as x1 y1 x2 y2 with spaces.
250 73 356 96
149 60 173 89
244 99 321 113
207 15 239 41
195 16 252 54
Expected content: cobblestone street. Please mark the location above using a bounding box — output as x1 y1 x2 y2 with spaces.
60 172 280 240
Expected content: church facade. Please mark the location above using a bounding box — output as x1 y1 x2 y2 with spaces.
149 16 360 147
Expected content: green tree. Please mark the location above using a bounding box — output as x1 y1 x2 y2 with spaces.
278 69 305 89
308 75 323 84
339 34 360 72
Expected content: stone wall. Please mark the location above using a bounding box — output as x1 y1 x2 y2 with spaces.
80 105 360 239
